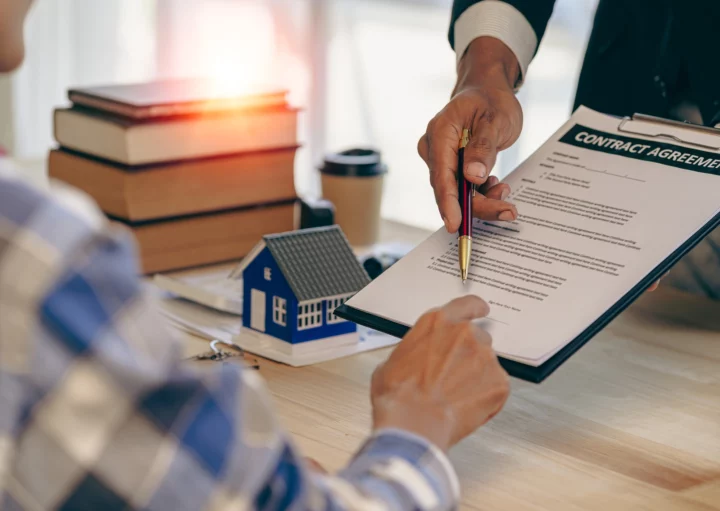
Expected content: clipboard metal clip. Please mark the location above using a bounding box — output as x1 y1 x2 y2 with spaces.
618 113 720 151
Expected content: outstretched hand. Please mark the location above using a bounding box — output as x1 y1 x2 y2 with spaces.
418 38 523 233
418 87 521 233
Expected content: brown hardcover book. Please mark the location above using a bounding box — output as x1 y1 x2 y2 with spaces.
48 148 298 221
112 201 296 274
68 79 288 120
54 105 298 165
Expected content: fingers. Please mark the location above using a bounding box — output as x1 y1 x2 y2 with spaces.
470 323 493 346
463 119 500 186
440 295 490 323
479 177 509 200
421 120 466 233
420 88 522 234
478 175 499 193
472 169 516 222
420 117 504 233
472 194 518 221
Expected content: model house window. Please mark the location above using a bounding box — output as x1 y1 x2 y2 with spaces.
264 267 272 281
273 296 286 326
326 296 349 324
297 300 322 330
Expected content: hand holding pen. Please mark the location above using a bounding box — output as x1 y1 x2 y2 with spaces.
417 37 520 234
455 129 517 284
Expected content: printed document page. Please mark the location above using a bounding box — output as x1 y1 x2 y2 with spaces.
347 107 720 366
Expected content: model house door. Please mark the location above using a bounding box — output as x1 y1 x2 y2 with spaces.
251 289 266 332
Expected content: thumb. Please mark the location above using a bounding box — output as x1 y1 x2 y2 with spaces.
463 129 499 186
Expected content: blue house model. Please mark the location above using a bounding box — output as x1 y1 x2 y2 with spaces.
239 225 371 354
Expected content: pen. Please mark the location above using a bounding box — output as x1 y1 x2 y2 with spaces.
458 128 473 284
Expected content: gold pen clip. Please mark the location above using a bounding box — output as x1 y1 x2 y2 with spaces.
459 128 470 149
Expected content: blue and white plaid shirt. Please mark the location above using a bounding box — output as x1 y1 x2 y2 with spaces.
0 164 459 511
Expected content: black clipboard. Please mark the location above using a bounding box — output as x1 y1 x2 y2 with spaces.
336 114 720 383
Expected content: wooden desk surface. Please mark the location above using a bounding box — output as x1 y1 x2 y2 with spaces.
184 285 720 511
17 153 719 508
178 220 720 509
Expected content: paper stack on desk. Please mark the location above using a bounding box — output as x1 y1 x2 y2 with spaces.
155 269 399 366
159 295 243 342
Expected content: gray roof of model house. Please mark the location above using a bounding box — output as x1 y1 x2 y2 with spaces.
263 225 371 302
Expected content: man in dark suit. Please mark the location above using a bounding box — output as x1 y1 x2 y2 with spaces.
419 0 720 296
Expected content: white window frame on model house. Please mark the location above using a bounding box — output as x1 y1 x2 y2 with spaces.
273 296 287 326
297 299 323 330
325 294 352 324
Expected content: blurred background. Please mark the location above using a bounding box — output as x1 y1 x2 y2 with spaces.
0 0 599 230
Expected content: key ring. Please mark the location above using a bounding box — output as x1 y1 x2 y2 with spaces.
186 339 260 369
210 339 242 355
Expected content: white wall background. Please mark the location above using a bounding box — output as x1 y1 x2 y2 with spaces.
1 0 599 230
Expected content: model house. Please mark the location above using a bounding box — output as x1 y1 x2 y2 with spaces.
240 225 370 353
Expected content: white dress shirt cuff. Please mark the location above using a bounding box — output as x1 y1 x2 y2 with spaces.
454 0 538 89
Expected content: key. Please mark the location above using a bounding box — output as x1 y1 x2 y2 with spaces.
187 339 259 369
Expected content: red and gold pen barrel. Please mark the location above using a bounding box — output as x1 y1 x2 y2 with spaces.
458 173 473 238
458 128 472 282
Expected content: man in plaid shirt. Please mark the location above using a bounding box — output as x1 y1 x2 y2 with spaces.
0 2 511 510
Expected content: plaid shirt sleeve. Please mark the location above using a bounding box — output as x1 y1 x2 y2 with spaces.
0 172 460 511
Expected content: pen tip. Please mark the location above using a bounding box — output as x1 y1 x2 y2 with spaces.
462 279 467 285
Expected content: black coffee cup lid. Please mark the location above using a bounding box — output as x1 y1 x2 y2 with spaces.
319 148 388 177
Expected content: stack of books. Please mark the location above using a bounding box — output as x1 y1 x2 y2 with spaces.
49 79 299 273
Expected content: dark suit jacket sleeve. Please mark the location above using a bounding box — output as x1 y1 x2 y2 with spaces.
449 0 557 53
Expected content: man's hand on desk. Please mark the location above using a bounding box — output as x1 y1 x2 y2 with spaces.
419 37 522 233
371 295 510 452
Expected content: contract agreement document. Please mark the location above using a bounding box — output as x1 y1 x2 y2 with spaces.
337 107 720 382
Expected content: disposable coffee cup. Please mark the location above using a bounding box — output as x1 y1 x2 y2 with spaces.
319 148 387 246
